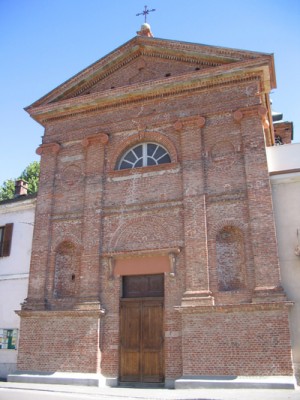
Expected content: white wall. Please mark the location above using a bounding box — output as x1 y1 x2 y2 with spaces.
267 143 300 173
0 197 35 378
268 143 300 383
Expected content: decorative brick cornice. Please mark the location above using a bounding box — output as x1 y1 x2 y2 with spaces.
72 51 221 100
102 246 181 259
33 37 260 105
28 73 264 125
81 133 109 147
26 33 275 126
36 142 60 155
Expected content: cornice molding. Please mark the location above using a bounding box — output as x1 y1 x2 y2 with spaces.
28 68 265 125
102 246 181 259
72 50 222 99
0 273 29 281
0 198 36 213
73 50 141 98
27 36 272 109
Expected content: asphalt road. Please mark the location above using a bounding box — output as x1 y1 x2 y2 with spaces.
0 383 300 400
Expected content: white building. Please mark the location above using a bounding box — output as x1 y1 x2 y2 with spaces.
0 182 36 378
267 142 300 383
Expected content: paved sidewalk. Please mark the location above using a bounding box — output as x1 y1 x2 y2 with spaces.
0 381 299 400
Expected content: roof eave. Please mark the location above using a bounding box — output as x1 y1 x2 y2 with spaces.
26 58 274 126
25 37 276 111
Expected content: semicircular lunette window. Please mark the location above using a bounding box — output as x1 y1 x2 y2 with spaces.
118 143 171 170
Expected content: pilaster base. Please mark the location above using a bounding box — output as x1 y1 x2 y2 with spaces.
181 291 214 307
252 286 288 303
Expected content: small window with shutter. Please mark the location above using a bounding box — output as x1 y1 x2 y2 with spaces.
0 223 13 257
0 329 18 349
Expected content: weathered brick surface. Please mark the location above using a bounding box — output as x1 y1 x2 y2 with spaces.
17 312 101 373
17 37 293 381
181 307 293 376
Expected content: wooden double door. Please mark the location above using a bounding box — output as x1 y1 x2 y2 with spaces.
120 274 164 383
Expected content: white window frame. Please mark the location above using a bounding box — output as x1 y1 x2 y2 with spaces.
118 142 171 170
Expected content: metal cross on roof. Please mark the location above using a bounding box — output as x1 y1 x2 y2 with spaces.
136 5 156 23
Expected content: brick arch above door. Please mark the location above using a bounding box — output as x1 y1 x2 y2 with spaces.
106 214 183 253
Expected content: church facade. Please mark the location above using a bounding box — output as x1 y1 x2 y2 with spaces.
15 32 294 387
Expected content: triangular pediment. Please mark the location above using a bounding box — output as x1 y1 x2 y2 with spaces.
75 55 217 95
26 36 276 124
28 36 275 106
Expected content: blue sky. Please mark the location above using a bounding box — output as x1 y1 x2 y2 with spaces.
0 0 299 186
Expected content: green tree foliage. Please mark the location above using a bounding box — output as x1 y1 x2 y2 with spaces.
0 179 15 201
0 161 40 201
20 161 40 195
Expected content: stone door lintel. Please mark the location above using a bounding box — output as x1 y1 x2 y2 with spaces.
102 247 181 279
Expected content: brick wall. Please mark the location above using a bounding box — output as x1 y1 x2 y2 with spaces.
17 40 293 381
17 312 101 373
181 307 293 376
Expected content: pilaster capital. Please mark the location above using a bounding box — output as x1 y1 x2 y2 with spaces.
196 116 206 128
233 110 243 122
257 106 268 117
173 120 183 131
36 142 60 156
173 115 206 131
82 133 109 148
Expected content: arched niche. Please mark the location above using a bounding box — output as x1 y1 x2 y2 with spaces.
216 226 246 292
54 241 79 298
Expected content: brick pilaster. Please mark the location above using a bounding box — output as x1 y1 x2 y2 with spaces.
178 116 213 306
23 142 60 310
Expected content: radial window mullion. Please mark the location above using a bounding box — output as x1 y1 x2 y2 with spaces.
142 144 148 167
151 145 159 158
156 151 168 161
118 142 171 170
